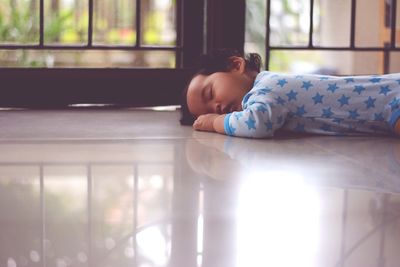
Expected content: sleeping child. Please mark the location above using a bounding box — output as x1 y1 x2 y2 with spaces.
180 49 400 138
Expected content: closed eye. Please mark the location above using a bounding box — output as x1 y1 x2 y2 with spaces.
209 86 213 100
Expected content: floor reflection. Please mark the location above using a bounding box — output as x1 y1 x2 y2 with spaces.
186 133 400 193
0 137 399 267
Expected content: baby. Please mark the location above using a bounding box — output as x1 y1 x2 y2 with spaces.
180 49 400 138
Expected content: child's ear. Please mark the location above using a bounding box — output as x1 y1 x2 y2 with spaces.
227 56 246 74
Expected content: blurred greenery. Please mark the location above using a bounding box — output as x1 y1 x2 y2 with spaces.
0 1 37 43
245 0 323 73
0 0 176 67
45 10 79 43
144 10 172 45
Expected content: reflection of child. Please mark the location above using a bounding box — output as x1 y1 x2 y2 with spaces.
180 49 400 138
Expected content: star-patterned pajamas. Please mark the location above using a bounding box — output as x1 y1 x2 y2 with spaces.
224 71 400 138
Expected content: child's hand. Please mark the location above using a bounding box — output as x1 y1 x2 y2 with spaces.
193 114 220 132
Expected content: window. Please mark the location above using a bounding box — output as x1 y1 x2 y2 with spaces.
0 0 245 108
0 0 219 108
245 0 400 75
0 0 179 68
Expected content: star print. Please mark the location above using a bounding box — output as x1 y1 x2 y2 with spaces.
275 96 286 105
286 90 298 101
338 94 350 106
327 83 339 93
235 112 243 120
374 112 384 121
245 116 257 130
312 92 324 105
295 105 307 116
294 123 305 132
397 79 400 85
319 76 329 81
364 96 376 109
345 77 355 83
257 105 268 113
277 79 288 87
301 81 313 90
257 88 272 95
265 121 273 131
379 85 391 96
353 85 366 95
322 107 333 118
348 109 360 119
320 124 332 131
369 77 382 83
389 98 399 111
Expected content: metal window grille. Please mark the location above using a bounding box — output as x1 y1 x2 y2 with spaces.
0 0 240 107
264 0 399 73
0 0 184 68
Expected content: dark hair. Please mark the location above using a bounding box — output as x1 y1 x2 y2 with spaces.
179 48 262 125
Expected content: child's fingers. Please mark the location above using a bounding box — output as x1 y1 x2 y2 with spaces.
193 119 202 130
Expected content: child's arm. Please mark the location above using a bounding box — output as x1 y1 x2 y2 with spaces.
193 100 286 138
193 114 226 134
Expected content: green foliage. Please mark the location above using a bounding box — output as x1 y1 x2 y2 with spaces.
0 0 177 67
245 0 265 46
143 10 175 45
0 2 37 43
246 0 323 72
45 10 74 43
106 29 136 44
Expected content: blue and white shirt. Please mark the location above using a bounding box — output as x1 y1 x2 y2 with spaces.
224 71 400 138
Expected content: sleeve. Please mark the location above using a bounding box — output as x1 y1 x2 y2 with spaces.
223 99 287 138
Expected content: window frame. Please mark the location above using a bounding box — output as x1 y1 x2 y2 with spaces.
263 0 400 73
0 0 245 108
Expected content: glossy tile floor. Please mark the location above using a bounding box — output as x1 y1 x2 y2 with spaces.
0 109 400 267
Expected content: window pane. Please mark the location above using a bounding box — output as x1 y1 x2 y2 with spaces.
313 0 351 47
355 0 384 47
141 0 176 46
270 0 310 46
0 0 39 44
397 1 400 47
44 0 88 44
390 52 400 73
270 50 385 75
245 0 266 65
93 0 136 45
0 49 176 68
382 0 400 48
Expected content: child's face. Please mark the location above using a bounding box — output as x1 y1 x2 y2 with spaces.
186 71 250 117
